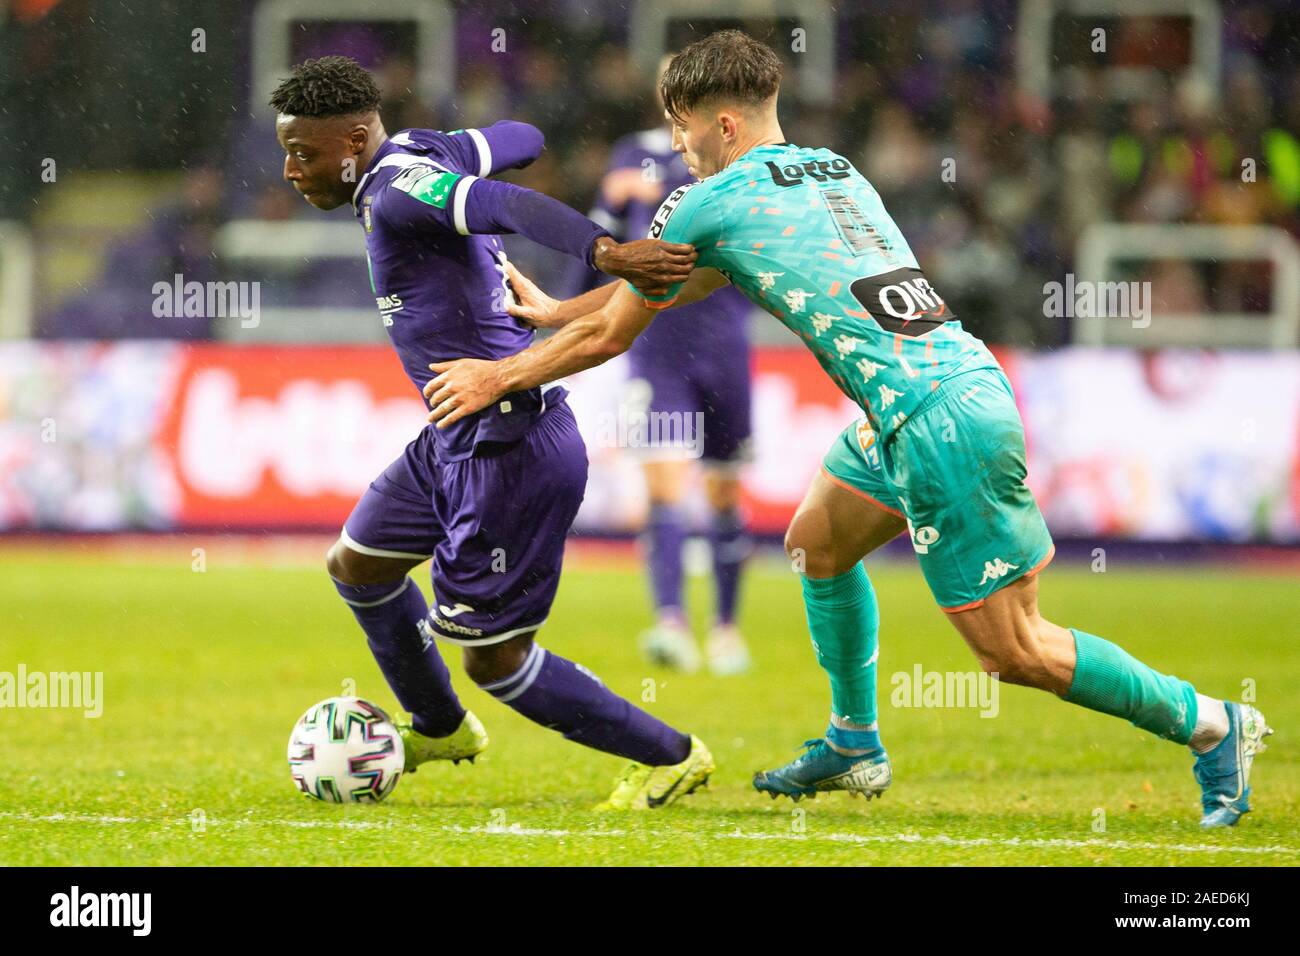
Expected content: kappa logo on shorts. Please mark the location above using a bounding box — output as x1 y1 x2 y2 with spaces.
907 519 941 554
978 558 1020 585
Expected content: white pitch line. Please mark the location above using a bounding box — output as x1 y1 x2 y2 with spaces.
1 811 1295 857
720 829 1299 856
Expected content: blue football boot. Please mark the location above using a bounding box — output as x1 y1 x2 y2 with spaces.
1193 702 1272 828
753 729 891 802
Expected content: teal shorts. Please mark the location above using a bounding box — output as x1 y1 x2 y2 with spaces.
821 366 1054 611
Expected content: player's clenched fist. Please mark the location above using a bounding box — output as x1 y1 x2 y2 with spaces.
591 236 696 296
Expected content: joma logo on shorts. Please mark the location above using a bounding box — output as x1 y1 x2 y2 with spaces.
765 158 851 187
978 558 1020 585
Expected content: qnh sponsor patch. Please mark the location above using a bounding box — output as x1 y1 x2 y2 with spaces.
849 267 957 336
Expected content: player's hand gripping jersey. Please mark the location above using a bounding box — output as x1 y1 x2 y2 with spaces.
354 124 604 461
636 143 1000 442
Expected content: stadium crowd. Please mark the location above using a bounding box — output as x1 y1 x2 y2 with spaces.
6 0 1298 345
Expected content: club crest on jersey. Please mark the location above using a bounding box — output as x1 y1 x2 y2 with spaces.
363 196 374 233
648 182 697 238
765 157 852 188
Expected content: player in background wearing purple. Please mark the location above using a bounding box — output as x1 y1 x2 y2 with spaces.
560 67 755 676
270 57 714 809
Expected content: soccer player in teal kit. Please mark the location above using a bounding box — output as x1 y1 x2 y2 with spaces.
424 31 1271 827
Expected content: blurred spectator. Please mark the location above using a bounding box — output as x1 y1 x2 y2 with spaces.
43 166 227 339
16 1 1300 345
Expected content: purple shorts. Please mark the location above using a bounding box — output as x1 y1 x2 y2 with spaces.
341 401 588 644
625 341 752 466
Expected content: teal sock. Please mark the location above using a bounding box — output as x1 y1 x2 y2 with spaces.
1064 629 1198 743
802 564 879 729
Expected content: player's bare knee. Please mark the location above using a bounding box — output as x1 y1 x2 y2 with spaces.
325 538 358 583
784 525 820 574
463 635 533 685
784 513 814 562
786 524 847 577
460 648 496 686
981 638 1051 688
327 538 415 586
978 648 1026 686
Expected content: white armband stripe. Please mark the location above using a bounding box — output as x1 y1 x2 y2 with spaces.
452 175 479 236
466 128 492 177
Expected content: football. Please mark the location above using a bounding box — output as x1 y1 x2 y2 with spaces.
287 697 405 803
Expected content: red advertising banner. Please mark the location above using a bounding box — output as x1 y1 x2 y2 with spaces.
1 342 1297 541
153 345 427 526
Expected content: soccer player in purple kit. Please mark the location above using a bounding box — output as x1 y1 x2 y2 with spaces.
269 56 714 809
560 70 755 676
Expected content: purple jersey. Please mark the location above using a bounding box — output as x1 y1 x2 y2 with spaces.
568 128 752 359
353 123 608 461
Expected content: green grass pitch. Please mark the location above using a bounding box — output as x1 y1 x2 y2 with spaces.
1 543 1296 866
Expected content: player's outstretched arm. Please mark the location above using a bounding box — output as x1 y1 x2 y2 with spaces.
505 260 727 329
504 261 618 329
424 283 656 428
449 177 696 295
424 267 730 427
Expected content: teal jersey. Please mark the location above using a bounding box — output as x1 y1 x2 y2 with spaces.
632 143 1000 440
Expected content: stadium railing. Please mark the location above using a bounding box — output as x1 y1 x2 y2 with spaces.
629 0 835 104
213 220 379 342
1018 0 1222 102
1075 223 1300 348
250 0 454 119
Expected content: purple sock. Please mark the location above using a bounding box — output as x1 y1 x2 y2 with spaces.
332 577 465 737
645 502 686 621
478 644 691 765
710 507 748 626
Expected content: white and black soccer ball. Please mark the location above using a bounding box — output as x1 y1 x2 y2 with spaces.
287 697 405 803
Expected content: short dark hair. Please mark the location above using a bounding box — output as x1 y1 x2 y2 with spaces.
268 56 382 117
660 29 783 121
